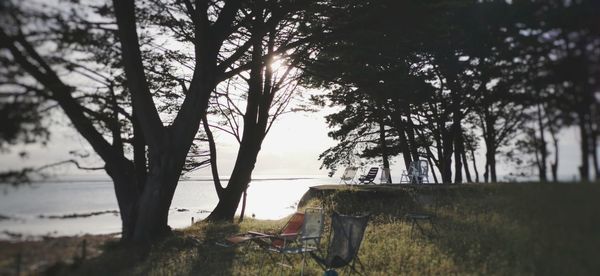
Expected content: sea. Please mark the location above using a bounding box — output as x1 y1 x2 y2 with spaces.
0 176 339 240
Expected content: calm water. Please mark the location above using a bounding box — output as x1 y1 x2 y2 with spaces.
0 176 338 240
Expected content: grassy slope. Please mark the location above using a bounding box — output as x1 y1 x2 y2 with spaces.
52 183 600 275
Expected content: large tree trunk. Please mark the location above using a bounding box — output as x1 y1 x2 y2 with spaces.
591 135 599 181
453 121 464 184
536 104 548 182
489 151 497 183
132 136 194 242
132 114 147 191
470 148 480 183
427 156 439 184
104 160 139 242
392 114 413 169
483 159 489 183
484 138 497 182
132 174 177 242
482 113 497 183
404 115 420 163
112 0 224 242
461 150 472 183
550 132 559 182
238 188 248 223
589 118 599 181
206 145 259 221
428 104 445 183
441 127 454 183
379 118 392 183
578 112 590 182
207 11 267 221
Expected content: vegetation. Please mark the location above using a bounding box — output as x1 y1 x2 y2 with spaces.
304 0 600 183
34 183 600 275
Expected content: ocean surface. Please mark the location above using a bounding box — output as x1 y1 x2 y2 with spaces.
0 176 339 240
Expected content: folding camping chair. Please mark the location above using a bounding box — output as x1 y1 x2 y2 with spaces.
218 211 305 248
219 208 324 275
258 208 324 275
340 167 359 185
358 167 379 184
310 212 369 275
405 188 439 239
400 160 430 184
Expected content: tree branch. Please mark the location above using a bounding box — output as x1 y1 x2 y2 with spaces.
112 0 165 149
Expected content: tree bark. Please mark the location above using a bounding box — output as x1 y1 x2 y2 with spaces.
536 104 548 182
202 116 224 198
132 113 147 192
238 187 248 223
427 156 439 184
484 138 497 183
104 160 139 241
389 109 413 170
470 148 480 183
404 114 420 163
481 113 497 183
461 150 472 183
483 159 489 183
578 112 590 182
453 121 464 184
206 144 260 221
591 134 599 181
549 129 559 182
588 118 599 181
379 116 392 183
441 126 454 183
489 150 497 183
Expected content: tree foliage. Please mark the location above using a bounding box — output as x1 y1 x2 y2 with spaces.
302 0 600 183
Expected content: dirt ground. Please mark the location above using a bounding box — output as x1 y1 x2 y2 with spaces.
0 233 117 275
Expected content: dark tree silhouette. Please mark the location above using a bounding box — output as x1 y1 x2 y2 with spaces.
0 0 265 243
303 0 599 183
202 0 317 221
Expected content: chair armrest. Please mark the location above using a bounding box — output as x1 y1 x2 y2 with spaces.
299 235 321 241
276 233 299 240
251 232 298 241
225 232 268 245
246 231 273 237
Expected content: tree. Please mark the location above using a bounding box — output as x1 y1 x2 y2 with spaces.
301 0 440 178
0 0 258 243
512 0 600 182
202 0 317 221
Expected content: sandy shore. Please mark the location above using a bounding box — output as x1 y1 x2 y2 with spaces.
0 233 118 275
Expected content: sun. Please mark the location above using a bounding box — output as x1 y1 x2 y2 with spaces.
268 56 287 72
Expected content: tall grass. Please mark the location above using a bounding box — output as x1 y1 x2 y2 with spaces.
54 183 600 275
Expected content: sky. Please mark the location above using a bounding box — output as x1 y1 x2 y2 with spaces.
0 107 337 179
0 103 593 182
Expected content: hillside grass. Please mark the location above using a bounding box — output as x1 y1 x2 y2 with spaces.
49 182 600 275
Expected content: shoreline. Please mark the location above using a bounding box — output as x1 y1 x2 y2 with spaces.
0 233 118 275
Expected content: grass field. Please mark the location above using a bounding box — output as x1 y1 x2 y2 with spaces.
46 183 600 275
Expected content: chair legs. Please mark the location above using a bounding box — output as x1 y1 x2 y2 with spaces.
338 257 366 276
351 257 366 275
258 250 312 276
